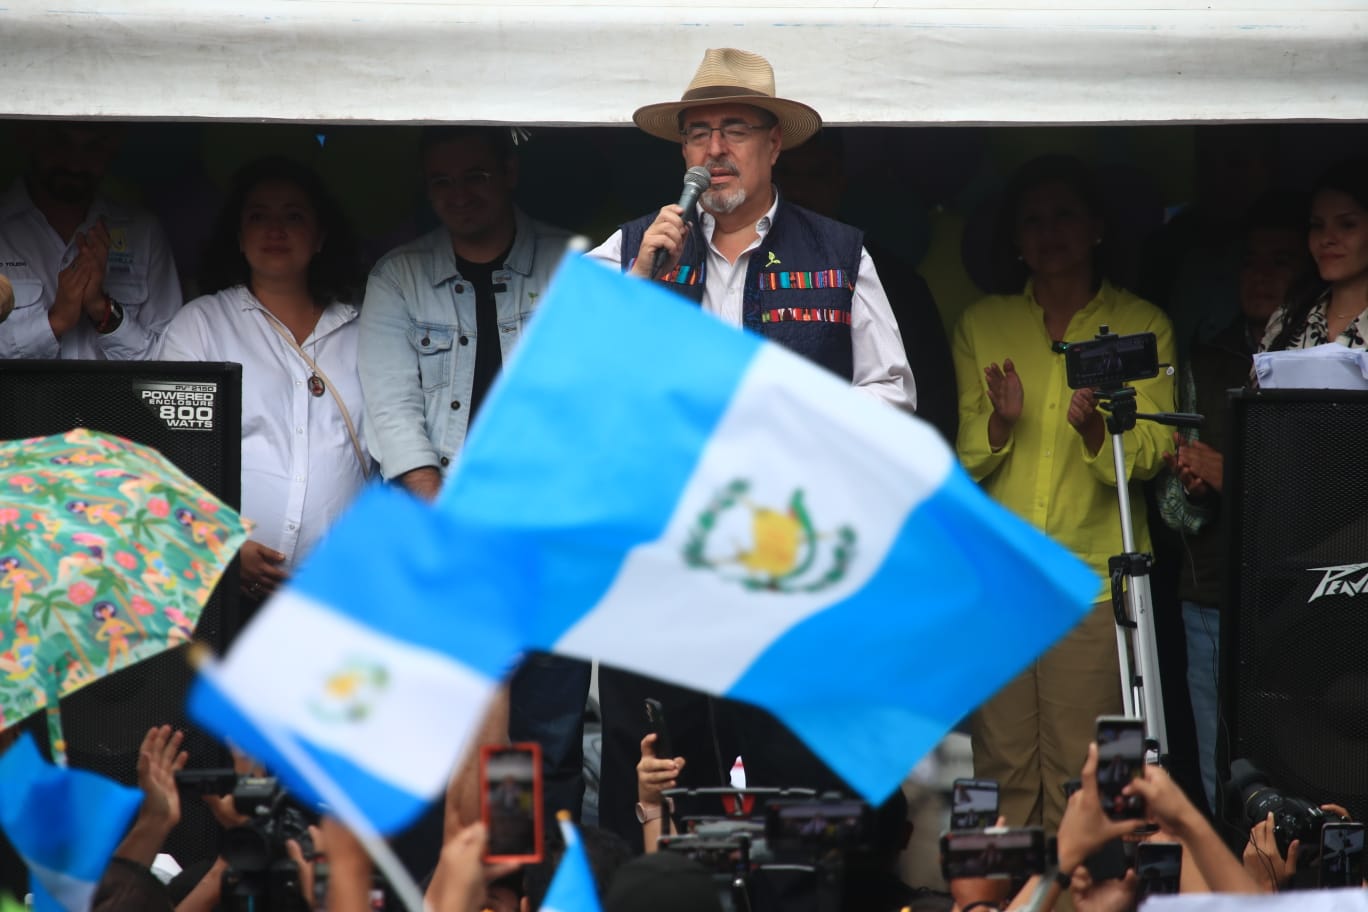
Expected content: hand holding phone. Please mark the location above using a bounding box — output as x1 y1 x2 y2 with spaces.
1095 716 1146 821
480 743 544 863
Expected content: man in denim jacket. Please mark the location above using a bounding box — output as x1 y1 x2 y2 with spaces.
360 125 573 498
359 125 586 823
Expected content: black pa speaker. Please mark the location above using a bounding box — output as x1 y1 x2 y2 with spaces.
0 359 242 871
1221 388 1368 826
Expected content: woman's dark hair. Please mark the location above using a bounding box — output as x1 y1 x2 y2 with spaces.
198 156 362 305
989 154 1117 294
1264 157 1368 352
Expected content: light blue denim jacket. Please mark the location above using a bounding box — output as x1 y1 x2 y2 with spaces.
358 208 573 480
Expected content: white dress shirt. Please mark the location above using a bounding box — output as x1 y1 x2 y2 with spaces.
0 180 181 359
586 193 916 413
157 285 372 569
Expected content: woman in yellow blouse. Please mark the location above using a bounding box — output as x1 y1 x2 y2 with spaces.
952 155 1176 833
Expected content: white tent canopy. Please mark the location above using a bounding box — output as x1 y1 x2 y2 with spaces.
0 1 1364 125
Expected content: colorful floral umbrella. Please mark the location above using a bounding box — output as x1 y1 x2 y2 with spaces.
0 428 250 745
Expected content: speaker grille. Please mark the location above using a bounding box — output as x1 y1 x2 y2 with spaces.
0 359 242 869
1226 391 1368 823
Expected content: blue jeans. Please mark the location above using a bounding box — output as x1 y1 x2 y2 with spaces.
1182 600 1221 814
509 651 592 822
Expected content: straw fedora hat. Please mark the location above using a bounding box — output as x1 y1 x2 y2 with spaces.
633 48 822 150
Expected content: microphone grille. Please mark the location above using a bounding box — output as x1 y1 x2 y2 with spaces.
683 165 713 191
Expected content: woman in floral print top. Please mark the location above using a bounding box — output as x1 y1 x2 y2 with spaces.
1260 158 1368 354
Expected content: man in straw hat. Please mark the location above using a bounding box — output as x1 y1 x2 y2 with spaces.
589 48 914 412
588 48 917 846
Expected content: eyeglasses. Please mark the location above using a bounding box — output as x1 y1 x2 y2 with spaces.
427 171 495 193
680 124 769 147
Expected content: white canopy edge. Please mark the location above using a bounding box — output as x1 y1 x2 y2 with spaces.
0 1 1365 125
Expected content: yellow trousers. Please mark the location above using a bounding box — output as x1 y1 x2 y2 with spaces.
970 599 1124 833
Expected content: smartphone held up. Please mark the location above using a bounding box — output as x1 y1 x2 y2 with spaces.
951 778 999 830
1095 716 1147 821
480 743 544 864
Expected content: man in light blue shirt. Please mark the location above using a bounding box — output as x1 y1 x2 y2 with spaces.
359 126 587 824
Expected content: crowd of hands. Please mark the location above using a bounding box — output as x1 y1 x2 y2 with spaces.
640 728 1356 912
83 720 1359 912
94 724 536 912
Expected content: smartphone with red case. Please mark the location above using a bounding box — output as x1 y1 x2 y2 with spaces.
480 742 544 863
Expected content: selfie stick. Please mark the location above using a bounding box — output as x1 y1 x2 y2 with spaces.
1094 382 1201 759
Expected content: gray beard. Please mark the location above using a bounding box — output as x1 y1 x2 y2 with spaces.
702 185 746 215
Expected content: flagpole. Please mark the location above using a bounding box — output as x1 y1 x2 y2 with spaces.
194 654 429 912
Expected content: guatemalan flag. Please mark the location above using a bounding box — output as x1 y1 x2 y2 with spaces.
0 733 143 912
541 815 603 912
190 252 1096 834
437 254 1098 801
187 488 528 834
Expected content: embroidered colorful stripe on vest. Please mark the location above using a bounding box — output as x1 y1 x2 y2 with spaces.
761 307 853 325
756 269 853 292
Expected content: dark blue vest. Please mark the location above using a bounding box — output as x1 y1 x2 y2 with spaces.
619 199 861 380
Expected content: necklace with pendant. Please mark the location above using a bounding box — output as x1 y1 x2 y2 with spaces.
308 374 326 397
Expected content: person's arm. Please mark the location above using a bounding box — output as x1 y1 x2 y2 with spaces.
1240 812 1298 893
0 272 62 358
174 858 228 912
1157 364 1215 534
849 249 917 413
1056 744 1145 879
1004 874 1055 911
1080 306 1178 484
324 819 374 912
114 726 188 867
951 304 1015 481
1069 866 1138 912
636 733 682 853
96 217 183 360
357 264 445 486
1127 763 1261 893
426 688 518 912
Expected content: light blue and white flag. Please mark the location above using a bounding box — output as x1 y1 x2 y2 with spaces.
0 733 143 912
189 252 1098 834
436 254 1099 802
541 816 603 912
187 486 526 835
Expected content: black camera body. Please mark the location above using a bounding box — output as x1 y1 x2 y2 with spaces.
1229 759 1345 859
175 770 315 911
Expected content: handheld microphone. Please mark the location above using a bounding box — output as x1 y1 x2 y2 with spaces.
650 165 713 280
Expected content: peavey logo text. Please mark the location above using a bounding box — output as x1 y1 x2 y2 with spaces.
134 381 217 431
1307 563 1368 602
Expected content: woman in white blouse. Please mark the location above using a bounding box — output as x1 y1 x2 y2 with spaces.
1262 158 1368 354
158 157 372 607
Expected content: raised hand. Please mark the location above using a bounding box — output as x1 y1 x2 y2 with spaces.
137 724 188 831
1241 812 1298 892
1057 743 1145 874
985 359 1024 425
637 732 685 807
